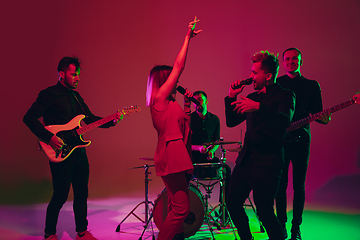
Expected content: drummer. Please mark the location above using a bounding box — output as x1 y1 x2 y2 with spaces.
185 91 231 217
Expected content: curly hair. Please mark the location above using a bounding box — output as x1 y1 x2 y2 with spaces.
252 51 279 81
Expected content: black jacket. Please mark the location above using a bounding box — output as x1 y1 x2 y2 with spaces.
225 83 295 169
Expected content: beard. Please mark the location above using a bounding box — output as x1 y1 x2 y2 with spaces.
196 105 204 112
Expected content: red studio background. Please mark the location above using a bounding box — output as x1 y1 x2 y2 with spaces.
1 0 359 210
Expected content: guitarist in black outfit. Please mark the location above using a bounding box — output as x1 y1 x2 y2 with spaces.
23 56 123 240
275 48 331 240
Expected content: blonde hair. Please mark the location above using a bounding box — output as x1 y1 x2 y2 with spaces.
146 65 173 106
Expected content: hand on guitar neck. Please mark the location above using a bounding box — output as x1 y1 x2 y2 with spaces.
316 111 331 124
112 109 124 125
286 92 359 133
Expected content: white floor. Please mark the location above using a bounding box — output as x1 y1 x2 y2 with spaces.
1 182 242 240
1 182 359 240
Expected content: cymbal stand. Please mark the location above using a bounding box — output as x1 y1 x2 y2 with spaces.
115 164 155 239
215 140 263 235
209 141 238 238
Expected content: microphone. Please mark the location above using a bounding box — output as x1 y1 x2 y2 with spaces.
232 78 253 90
176 86 200 106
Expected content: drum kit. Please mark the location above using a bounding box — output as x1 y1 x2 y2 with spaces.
116 140 257 240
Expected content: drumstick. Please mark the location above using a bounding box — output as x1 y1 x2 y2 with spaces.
191 16 197 30
206 145 214 160
191 22 196 30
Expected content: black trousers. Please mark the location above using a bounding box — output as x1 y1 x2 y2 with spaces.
276 141 310 228
45 148 89 235
226 164 284 240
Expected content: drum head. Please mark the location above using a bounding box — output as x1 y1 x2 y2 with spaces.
193 162 223 180
153 185 204 238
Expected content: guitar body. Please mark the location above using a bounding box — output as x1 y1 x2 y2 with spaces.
39 115 91 162
37 106 141 162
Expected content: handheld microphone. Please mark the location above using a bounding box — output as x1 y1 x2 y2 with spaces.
232 78 253 90
176 86 200 106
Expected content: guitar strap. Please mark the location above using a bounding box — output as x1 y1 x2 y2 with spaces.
71 91 88 117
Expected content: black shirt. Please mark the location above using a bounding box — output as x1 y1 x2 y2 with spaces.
190 111 220 163
277 74 323 142
23 82 111 142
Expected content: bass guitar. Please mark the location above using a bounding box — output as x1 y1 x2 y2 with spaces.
39 106 140 162
286 92 359 133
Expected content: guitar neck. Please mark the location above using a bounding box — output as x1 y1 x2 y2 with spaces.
287 99 356 132
77 113 117 135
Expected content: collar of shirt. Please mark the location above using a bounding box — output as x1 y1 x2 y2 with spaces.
56 81 73 94
194 111 209 120
257 83 278 94
257 87 267 94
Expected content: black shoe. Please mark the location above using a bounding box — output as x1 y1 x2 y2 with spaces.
290 228 302 240
172 232 184 240
283 228 288 239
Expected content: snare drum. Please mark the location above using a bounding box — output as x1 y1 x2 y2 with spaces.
193 162 223 180
153 183 205 238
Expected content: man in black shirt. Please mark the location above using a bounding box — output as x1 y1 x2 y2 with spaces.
225 51 295 240
190 91 220 163
23 56 123 240
276 48 331 240
188 91 231 221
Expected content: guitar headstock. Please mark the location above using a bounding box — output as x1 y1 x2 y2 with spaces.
353 91 360 104
122 105 141 116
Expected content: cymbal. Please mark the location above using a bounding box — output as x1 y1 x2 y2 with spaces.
226 148 242 152
129 164 155 169
193 162 222 166
139 157 154 161
203 140 241 146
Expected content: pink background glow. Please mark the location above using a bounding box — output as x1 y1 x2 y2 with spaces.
1 0 359 209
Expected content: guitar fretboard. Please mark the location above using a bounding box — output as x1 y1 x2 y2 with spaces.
77 113 117 135
286 99 356 132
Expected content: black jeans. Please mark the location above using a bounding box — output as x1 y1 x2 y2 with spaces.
45 148 89 235
276 141 310 228
226 164 284 240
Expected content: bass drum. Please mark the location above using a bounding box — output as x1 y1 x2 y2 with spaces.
153 183 205 238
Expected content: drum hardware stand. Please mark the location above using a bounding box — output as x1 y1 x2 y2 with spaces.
115 164 155 240
218 139 264 235
207 169 238 239
211 140 238 238
192 178 219 240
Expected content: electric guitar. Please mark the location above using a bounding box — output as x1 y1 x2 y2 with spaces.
39 106 141 162
286 92 359 133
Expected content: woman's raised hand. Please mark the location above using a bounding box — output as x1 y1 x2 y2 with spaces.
187 16 202 38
